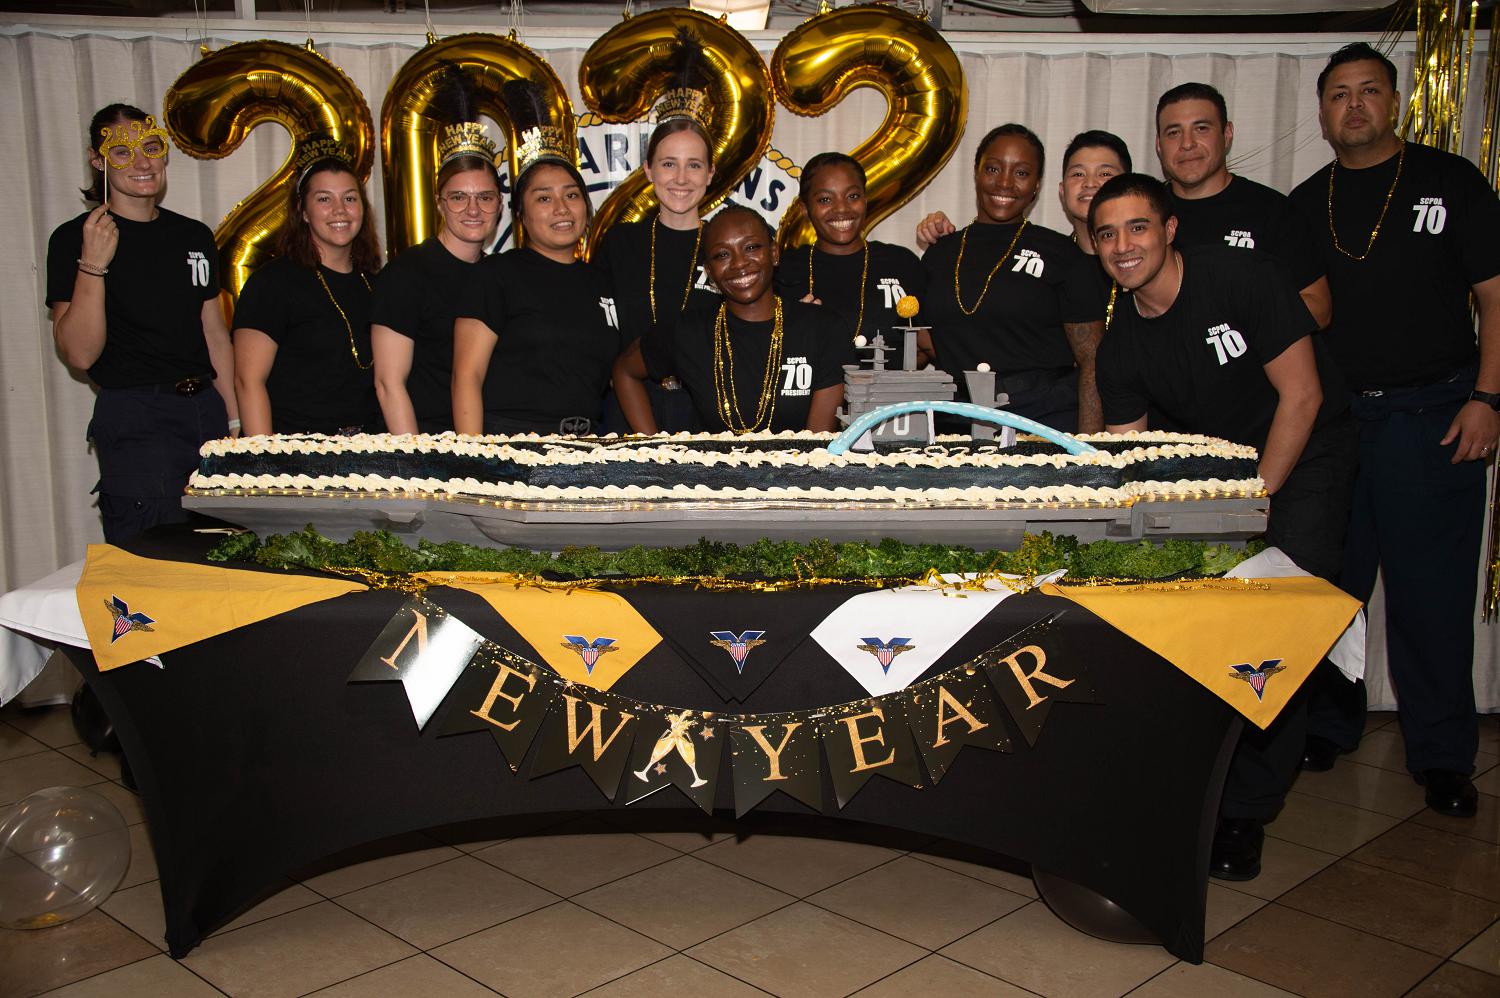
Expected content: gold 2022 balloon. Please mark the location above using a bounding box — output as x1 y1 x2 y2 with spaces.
771 3 966 250
163 40 374 299
381 32 575 257
578 8 774 256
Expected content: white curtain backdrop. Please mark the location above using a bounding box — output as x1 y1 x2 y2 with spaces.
0 18 1492 709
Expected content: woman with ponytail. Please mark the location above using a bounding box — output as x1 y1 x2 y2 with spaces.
45 103 235 542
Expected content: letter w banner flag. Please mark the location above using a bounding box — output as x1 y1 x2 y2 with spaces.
810 572 1065 696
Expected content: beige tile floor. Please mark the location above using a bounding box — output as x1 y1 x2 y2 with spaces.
1 704 1497 998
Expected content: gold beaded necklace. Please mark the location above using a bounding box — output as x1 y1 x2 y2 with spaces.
1327 141 1404 261
712 296 785 434
315 268 374 370
808 241 869 341
649 215 703 324
1104 281 1119 330
954 220 1028 315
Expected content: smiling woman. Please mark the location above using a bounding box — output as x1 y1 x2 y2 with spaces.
449 79 621 436
917 124 1110 434
775 151 927 354
45 103 235 542
590 34 724 434
370 68 505 436
231 155 383 436
612 205 847 435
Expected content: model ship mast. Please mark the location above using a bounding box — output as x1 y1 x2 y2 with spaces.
838 296 1013 450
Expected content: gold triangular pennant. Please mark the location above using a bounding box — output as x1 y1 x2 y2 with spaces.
79 545 366 671
1040 577 1358 729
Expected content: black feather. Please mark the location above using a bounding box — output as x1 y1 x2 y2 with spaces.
432 59 477 126
501 77 552 132
672 27 710 91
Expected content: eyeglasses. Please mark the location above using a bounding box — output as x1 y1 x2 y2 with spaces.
442 190 501 212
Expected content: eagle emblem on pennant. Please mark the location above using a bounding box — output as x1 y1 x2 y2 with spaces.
708 630 767 674
561 635 617 674
1229 659 1285 701
857 637 914 674
104 595 155 643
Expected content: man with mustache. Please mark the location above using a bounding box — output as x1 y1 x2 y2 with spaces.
1156 82 1331 329
1287 43 1500 818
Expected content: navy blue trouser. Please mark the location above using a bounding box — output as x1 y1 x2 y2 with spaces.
89 387 228 544
1306 373 1484 775
1221 412 1359 821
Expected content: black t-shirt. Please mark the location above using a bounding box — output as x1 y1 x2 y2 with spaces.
370 237 480 432
1098 245 1344 450
1169 175 1324 291
232 256 381 434
591 217 721 346
45 207 219 388
1289 142 1500 389
456 248 622 429
642 298 846 433
921 221 1105 400
775 241 929 348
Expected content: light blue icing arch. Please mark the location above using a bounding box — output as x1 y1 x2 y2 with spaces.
827 401 1099 456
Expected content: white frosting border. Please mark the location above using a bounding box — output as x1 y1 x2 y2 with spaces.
189 431 1264 507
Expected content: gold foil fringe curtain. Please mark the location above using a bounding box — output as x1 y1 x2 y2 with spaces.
1481 2 1500 620
1389 2 1500 619
1396 0 1480 152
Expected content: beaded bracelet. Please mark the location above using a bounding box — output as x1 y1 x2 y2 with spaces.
76 259 108 277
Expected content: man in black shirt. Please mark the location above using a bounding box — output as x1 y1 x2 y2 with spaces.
1156 82 1331 329
1091 173 1357 880
1288 43 1500 818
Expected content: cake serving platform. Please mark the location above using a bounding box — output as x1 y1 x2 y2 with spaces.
183 491 1269 550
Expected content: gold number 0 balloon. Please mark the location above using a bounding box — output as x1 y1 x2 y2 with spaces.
381 33 575 257
163 40 375 300
770 3 967 250
578 9 774 257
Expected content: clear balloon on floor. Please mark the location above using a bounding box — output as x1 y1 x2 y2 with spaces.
0 785 131 929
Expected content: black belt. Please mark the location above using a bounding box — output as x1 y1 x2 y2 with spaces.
996 367 1073 396
116 377 211 397
1355 366 1472 397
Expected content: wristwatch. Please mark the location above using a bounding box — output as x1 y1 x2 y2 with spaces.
1471 389 1500 411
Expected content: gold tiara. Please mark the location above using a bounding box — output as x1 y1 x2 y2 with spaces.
437 121 500 170
514 125 573 174
294 135 354 185
654 86 712 130
98 116 169 167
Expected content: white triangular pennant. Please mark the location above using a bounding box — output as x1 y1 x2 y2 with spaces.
811 572 1064 696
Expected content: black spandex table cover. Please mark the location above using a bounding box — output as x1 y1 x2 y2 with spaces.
67 527 1242 963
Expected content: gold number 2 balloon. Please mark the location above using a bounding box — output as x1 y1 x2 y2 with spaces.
771 2 967 250
381 32 575 257
578 8 775 256
163 40 375 299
